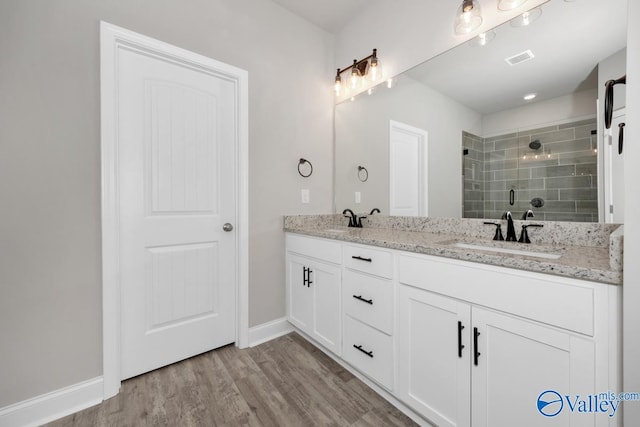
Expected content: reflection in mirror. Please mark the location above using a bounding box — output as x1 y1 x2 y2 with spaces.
334 0 627 222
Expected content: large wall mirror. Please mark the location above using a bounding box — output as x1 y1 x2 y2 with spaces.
334 0 627 223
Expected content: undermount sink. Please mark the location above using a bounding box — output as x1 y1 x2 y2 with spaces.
453 242 562 260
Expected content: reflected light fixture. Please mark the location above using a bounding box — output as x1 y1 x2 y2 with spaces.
510 7 542 27
523 93 537 101
469 30 496 47
498 0 528 11
454 0 483 35
334 49 383 97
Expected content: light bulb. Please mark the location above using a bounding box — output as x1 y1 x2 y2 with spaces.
455 0 483 35
350 59 362 90
334 69 342 97
368 49 382 82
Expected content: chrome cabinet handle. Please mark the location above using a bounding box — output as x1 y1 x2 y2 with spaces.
223 223 234 232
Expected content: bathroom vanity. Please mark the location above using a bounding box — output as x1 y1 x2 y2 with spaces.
284 215 622 427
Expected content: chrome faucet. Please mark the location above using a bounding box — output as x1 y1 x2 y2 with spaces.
502 211 517 241
521 209 534 220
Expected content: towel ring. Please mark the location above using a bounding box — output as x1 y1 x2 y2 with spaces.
298 158 313 178
358 165 369 182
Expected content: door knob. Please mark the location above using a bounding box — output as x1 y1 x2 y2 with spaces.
223 223 234 232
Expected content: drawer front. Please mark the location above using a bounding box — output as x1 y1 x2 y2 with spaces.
343 244 393 278
398 253 595 336
343 315 393 390
286 233 342 264
343 270 393 334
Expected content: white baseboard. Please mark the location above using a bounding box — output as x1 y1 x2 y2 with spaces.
0 377 103 427
248 317 293 347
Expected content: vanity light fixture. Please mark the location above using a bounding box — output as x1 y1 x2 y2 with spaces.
510 7 542 27
523 92 537 101
334 49 382 96
454 0 483 35
498 0 528 11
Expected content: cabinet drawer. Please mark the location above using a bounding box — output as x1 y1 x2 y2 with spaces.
286 233 342 264
343 269 393 334
343 315 393 390
343 244 393 278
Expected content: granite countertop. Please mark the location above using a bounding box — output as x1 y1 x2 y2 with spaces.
284 215 623 286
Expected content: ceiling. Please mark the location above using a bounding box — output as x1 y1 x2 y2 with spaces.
270 0 371 33
404 0 628 114
274 0 628 115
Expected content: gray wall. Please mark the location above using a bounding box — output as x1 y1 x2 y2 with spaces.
0 0 334 407
335 76 482 217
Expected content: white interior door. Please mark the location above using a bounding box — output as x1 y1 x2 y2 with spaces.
389 120 428 216
117 38 237 380
604 108 625 223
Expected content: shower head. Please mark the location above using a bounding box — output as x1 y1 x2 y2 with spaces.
529 140 541 150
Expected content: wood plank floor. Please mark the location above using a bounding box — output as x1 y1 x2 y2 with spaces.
45 333 419 427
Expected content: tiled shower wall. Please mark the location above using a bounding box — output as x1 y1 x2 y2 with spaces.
463 118 598 222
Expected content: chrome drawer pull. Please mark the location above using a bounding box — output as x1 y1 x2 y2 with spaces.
353 344 374 358
351 255 372 263
352 295 373 305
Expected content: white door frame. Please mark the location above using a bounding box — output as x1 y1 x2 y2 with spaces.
100 22 249 400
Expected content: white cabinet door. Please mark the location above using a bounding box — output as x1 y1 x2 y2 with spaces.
288 254 313 332
471 307 595 427
287 253 341 355
397 285 471 427
311 258 342 354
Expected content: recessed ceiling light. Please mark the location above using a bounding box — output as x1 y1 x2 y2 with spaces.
524 93 537 101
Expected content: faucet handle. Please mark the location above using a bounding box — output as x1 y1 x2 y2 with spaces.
518 224 544 243
356 215 367 228
484 222 505 241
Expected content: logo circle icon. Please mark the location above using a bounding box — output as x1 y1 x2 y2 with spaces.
537 390 564 417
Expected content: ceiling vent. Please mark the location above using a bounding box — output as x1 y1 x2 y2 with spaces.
505 49 535 66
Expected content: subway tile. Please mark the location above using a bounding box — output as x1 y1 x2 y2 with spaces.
543 212 594 222
573 123 598 139
531 128 575 144
486 180 507 191
519 125 560 137
485 132 518 143
545 175 593 189
536 200 578 212
493 169 519 181
485 159 519 171
559 188 598 200
518 156 559 168
505 178 545 190
517 189 560 202
545 138 592 153
575 163 597 176
576 200 598 212
558 151 598 165
494 138 519 151
560 119 596 130
531 165 576 178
